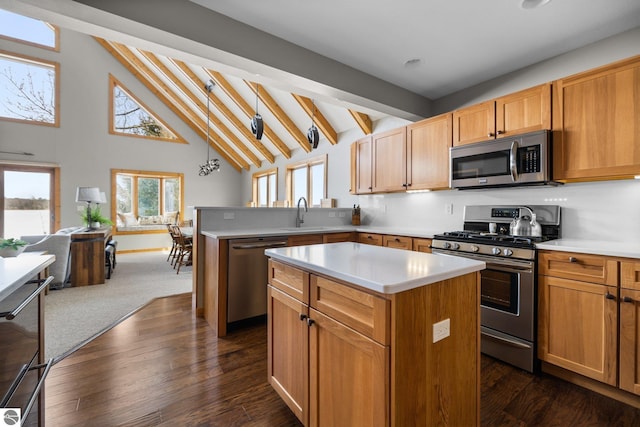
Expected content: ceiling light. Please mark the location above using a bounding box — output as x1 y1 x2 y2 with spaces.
521 0 551 10
200 80 220 176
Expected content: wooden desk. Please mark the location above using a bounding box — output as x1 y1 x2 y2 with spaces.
70 227 111 286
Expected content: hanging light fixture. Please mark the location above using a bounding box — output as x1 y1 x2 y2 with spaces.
307 100 319 149
251 83 264 140
199 80 221 176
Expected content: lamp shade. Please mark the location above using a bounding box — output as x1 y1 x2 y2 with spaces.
75 187 101 203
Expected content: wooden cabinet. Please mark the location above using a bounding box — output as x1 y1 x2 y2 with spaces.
405 113 452 191
372 127 407 193
358 232 383 246
412 238 432 253
382 234 412 250
354 136 373 194
288 234 324 247
552 55 640 182
322 232 355 243
70 227 112 286
620 260 640 396
453 83 551 146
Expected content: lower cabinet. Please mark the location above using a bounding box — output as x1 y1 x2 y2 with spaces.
620 287 640 395
357 232 383 246
412 238 432 253
382 234 412 250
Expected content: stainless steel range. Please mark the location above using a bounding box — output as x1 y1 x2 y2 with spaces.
431 205 561 373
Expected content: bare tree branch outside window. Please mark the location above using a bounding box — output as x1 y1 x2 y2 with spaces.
113 86 176 139
0 58 56 123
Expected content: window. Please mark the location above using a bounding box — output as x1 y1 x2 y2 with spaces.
252 168 278 207
109 74 186 143
286 155 327 207
0 9 58 50
0 51 59 126
112 169 183 234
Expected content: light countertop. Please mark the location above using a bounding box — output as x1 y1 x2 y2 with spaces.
0 254 55 302
201 225 441 240
265 242 485 294
536 239 640 259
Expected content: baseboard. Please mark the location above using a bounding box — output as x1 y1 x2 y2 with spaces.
118 247 168 254
541 362 640 408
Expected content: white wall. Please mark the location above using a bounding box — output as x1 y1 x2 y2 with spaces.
0 27 244 250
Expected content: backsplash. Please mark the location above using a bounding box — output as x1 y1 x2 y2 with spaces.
357 179 640 242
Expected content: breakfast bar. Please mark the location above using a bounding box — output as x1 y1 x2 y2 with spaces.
265 242 485 426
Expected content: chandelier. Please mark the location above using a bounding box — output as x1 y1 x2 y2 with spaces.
200 79 220 176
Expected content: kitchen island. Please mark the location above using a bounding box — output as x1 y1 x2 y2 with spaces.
265 242 485 427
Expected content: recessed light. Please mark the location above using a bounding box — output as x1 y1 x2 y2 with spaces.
521 0 551 9
404 58 422 68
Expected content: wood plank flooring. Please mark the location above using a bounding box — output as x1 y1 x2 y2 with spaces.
45 293 640 426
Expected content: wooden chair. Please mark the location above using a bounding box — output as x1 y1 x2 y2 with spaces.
167 224 180 265
173 226 192 274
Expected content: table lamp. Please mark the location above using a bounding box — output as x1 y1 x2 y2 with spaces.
75 187 101 229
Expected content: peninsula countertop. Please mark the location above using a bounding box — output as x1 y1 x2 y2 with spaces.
201 225 441 240
0 254 55 302
265 242 485 294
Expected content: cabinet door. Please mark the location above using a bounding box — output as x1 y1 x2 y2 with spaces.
538 250 618 285
452 101 495 146
620 288 640 395
372 127 407 192
412 238 432 253
267 286 309 424
309 308 389 427
538 275 617 385
495 83 551 138
621 261 640 291
288 234 324 247
358 233 383 246
322 232 355 243
350 142 357 194
406 113 452 190
355 136 373 194
382 235 412 251
553 56 640 181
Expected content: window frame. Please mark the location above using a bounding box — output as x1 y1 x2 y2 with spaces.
0 10 59 51
286 154 327 208
111 169 184 235
0 49 60 127
252 168 278 207
108 74 187 144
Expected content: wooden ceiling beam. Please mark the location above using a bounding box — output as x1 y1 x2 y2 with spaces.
95 37 248 171
244 81 311 154
172 60 277 164
138 50 263 168
292 94 339 145
206 70 293 159
349 110 373 135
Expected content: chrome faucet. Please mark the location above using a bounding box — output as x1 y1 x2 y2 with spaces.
296 197 308 227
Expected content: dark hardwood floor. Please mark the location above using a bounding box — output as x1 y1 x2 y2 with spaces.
45 293 640 426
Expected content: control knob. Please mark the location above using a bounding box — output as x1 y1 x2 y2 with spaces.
451 243 460 250
443 242 451 249
470 245 479 253
503 249 513 257
491 247 501 255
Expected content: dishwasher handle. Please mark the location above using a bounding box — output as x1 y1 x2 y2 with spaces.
231 241 288 250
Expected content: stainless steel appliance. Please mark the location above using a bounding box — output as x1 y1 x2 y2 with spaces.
227 236 288 324
450 130 556 189
431 205 561 372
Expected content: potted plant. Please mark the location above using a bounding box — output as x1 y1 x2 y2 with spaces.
81 206 113 228
0 237 28 257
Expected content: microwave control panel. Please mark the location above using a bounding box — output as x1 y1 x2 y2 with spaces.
518 145 540 173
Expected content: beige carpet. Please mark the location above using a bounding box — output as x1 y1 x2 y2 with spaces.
44 251 192 361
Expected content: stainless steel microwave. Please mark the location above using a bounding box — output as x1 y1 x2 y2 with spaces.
450 130 556 189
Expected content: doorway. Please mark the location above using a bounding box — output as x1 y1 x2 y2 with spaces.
1 164 60 239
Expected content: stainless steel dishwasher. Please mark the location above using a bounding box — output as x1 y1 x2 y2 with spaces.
227 236 288 323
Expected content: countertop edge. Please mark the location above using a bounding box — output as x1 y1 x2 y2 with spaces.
536 239 640 259
0 254 56 302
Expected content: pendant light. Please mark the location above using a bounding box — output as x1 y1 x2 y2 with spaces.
251 83 264 140
199 79 220 176
307 100 319 149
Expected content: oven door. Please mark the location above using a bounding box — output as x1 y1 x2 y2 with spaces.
480 259 535 342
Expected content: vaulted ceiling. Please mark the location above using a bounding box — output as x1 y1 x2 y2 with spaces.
96 37 379 172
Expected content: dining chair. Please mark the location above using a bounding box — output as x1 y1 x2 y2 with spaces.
173 227 193 274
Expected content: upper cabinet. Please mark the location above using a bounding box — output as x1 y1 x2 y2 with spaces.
372 127 407 193
453 83 551 146
406 113 452 191
354 135 373 194
552 55 640 182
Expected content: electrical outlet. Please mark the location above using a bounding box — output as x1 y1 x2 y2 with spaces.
445 203 453 215
338 212 346 217
223 212 235 220
433 318 450 343
328 212 336 218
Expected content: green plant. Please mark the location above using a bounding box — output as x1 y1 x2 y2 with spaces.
0 238 27 250
81 206 113 226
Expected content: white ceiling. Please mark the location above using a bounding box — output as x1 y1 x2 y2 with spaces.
191 0 640 100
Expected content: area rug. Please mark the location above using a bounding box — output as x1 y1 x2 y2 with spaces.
44 251 192 361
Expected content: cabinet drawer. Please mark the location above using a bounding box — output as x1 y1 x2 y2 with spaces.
288 234 323 247
269 260 309 303
621 261 640 291
323 232 356 243
358 233 383 246
383 235 412 250
412 238 432 253
538 251 618 285
310 275 389 345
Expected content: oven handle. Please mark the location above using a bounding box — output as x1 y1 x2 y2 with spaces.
482 329 530 349
1 276 53 320
485 262 533 274
510 139 519 182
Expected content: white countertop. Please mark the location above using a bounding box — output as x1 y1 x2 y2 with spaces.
0 254 56 302
537 239 640 259
201 225 441 240
265 242 485 294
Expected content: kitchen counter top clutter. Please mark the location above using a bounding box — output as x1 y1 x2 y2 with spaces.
265 242 485 294
0 254 55 302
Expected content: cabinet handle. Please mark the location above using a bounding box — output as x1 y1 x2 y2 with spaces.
605 292 615 300
623 296 634 303
568 256 578 263
307 318 315 327
368 186 372 190
496 130 504 135
487 132 495 137
402 183 407 188
407 183 412 187
299 313 307 321
395 238 400 242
